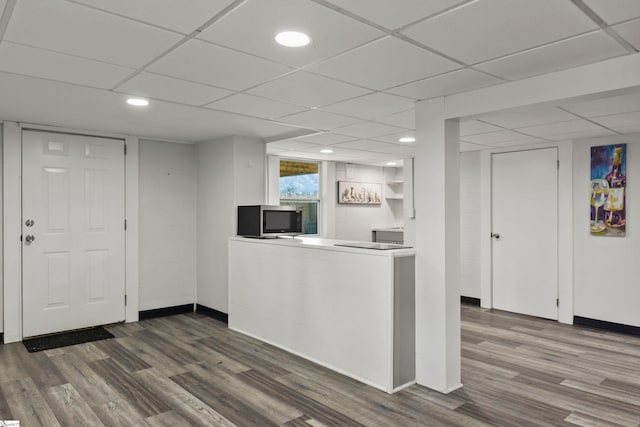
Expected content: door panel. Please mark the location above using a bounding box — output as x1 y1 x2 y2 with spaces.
492 148 558 320
22 130 125 337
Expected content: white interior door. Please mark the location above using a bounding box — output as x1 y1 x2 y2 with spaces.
492 148 558 320
22 130 126 337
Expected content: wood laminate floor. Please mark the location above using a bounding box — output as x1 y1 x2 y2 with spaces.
1 305 640 426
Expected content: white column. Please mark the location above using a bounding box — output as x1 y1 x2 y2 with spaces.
414 98 462 393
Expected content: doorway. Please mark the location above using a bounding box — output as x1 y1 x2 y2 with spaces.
22 130 126 337
491 148 558 320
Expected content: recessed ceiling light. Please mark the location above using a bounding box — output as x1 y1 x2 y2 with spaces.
275 31 311 47
126 98 149 107
399 137 415 143
386 162 397 166
320 148 333 154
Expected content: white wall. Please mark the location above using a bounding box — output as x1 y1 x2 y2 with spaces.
573 133 640 326
139 140 196 311
234 137 267 207
196 136 265 313
459 151 481 298
0 123 3 333
332 163 400 242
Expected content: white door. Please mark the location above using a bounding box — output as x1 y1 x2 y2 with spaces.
492 148 558 320
22 130 126 337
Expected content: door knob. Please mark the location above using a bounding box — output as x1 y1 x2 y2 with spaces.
25 219 34 227
491 233 501 239
25 235 35 244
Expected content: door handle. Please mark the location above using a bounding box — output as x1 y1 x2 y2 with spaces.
491 233 501 239
25 235 35 244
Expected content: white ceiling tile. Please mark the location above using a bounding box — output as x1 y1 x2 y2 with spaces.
117 72 233 106
478 106 578 129
613 18 640 50
197 0 384 68
544 129 617 141
322 93 414 120
461 130 544 145
516 119 608 137
4 0 182 68
376 109 415 130
402 0 597 64
71 0 231 34
487 139 550 147
334 121 406 138
459 120 504 136
205 94 307 120
323 0 464 30
308 36 460 90
371 132 416 144
301 145 370 159
148 39 292 91
583 0 640 25
590 111 640 128
248 71 370 108
0 71 306 143
475 31 628 81
603 123 640 134
277 110 362 130
267 140 322 151
387 69 504 100
334 140 398 153
561 91 640 117
0 41 133 89
295 133 357 145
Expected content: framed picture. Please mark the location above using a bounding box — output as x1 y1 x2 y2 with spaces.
337 181 382 205
590 144 626 237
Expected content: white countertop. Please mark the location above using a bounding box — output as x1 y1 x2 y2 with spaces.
229 236 415 257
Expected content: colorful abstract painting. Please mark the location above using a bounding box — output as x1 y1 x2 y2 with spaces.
590 144 626 237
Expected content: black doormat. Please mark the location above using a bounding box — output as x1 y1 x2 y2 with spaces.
23 326 114 353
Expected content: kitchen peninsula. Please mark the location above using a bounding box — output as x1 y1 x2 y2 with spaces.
228 236 416 393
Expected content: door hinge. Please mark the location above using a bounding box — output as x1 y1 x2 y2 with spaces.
557 160 560 169
125 294 127 306
124 144 127 156
556 298 559 307
20 234 23 242
124 219 127 230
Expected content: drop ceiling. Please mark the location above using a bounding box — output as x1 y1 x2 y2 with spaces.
0 0 638 166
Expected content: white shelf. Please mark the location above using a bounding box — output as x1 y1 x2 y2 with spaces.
387 180 404 185
386 196 404 200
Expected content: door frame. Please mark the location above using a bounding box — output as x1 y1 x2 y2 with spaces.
2 121 139 343
479 141 574 324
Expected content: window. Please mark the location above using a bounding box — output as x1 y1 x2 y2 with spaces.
279 159 319 235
